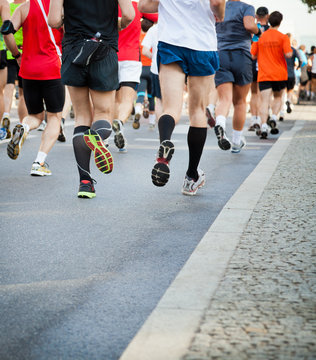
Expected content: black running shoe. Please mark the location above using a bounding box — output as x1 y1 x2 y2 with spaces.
58 118 66 142
269 119 279 135
206 107 215 128
286 101 292 114
78 179 96 199
151 140 175 187
214 125 231 150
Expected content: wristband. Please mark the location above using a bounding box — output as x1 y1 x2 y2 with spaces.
13 52 21 59
256 28 262 37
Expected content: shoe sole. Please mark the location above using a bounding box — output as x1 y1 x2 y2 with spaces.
214 125 231 150
7 124 24 160
58 126 66 142
133 113 141 130
269 120 279 135
78 191 96 199
84 129 113 174
152 140 175 187
260 131 268 139
2 117 11 138
182 179 205 196
231 142 246 154
206 108 215 128
30 170 52 176
112 121 126 149
286 102 292 114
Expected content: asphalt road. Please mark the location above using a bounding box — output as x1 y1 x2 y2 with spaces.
0 107 294 360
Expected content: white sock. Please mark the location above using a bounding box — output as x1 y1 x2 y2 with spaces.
149 113 156 124
2 112 9 119
232 130 242 145
262 123 268 130
34 151 47 164
215 115 226 130
135 103 142 115
271 114 277 121
23 123 30 133
250 115 257 125
207 103 215 115
255 116 261 124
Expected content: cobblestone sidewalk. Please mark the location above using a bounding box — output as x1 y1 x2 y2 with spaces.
183 118 316 359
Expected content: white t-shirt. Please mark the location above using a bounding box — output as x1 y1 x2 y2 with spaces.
142 24 159 75
158 0 217 51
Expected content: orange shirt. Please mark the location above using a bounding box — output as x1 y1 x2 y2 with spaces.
140 32 152 66
251 29 292 82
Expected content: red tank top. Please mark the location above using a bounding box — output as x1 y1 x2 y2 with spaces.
19 0 61 80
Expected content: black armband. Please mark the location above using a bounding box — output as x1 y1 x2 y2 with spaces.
1 20 16 35
256 28 262 38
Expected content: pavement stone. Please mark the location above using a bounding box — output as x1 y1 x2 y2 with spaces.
183 107 316 360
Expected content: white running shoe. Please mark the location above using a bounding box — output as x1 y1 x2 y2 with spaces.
30 162 52 176
182 169 205 196
231 138 246 154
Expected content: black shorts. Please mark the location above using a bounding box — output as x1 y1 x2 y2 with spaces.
0 50 7 69
7 59 23 87
259 81 287 92
286 77 296 91
61 41 119 91
22 78 65 114
252 59 258 82
215 49 253 87
151 73 161 99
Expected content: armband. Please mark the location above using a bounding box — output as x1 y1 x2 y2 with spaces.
256 28 262 38
0 20 16 35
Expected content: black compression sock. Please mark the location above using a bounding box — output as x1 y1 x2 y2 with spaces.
186 126 207 181
158 114 175 143
73 126 91 182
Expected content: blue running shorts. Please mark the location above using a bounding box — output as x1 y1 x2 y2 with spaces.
157 41 219 77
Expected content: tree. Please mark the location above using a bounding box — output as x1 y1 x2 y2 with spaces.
301 0 316 12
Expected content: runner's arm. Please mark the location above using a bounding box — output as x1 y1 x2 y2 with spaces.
0 0 10 21
210 0 225 22
138 0 159 13
244 15 260 35
48 0 64 29
118 0 135 29
2 3 26 62
142 45 152 60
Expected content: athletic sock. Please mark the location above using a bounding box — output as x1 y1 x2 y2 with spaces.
134 103 142 115
91 119 112 140
271 114 278 121
2 112 9 119
23 123 30 134
73 126 91 182
232 130 242 145
149 113 156 124
34 151 47 164
186 126 207 181
215 115 226 130
158 114 175 143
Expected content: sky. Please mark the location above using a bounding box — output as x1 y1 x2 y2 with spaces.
248 0 316 49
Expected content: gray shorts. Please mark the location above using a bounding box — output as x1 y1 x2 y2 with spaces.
215 50 253 87
61 43 119 91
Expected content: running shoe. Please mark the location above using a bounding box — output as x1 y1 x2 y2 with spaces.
269 119 279 135
286 100 292 114
259 124 269 139
57 118 66 142
0 127 7 140
231 138 246 154
214 125 231 150
83 129 113 174
206 107 215 128
30 162 52 176
70 105 75 119
248 123 260 131
143 100 149 119
182 169 205 196
7 124 27 160
151 140 175 187
133 112 141 129
2 116 11 139
77 179 96 199
37 120 46 131
112 119 126 150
